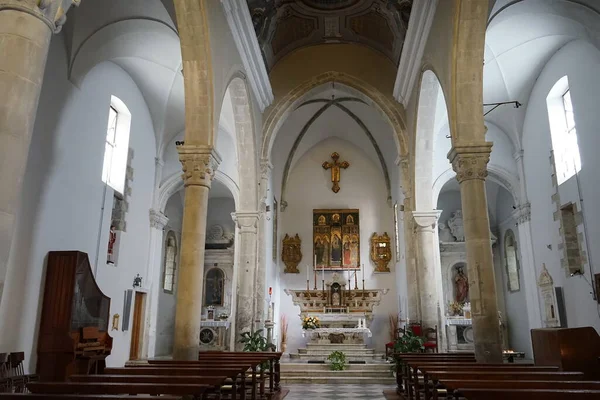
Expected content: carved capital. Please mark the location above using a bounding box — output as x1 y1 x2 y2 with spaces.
513 202 531 224
448 144 492 183
0 0 81 33
149 209 169 230
259 158 273 181
412 210 442 232
177 144 221 188
231 211 260 234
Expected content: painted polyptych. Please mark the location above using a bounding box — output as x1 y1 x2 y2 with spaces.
313 209 360 270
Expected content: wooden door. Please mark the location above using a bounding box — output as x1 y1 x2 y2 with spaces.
129 292 145 360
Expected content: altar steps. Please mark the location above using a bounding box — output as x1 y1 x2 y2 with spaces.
280 362 395 384
290 344 384 361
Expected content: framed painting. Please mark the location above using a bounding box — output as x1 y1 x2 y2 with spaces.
313 209 359 270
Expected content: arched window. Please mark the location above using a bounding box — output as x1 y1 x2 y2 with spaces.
102 96 131 195
504 230 520 292
546 76 581 185
204 268 225 306
163 231 177 293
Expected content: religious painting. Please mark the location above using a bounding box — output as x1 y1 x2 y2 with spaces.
204 268 225 306
313 209 360 270
282 234 302 273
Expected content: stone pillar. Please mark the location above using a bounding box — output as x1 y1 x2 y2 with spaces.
513 151 543 330
254 161 272 330
412 211 442 331
173 145 221 360
145 209 169 358
448 144 502 363
0 0 80 303
232 211 259 350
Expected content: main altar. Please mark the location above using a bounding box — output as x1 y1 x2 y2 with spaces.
285 273 388 357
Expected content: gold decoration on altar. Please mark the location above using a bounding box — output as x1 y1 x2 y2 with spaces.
370 232 391 273
313 209 360 270
322 152 350 193
282 234 302 273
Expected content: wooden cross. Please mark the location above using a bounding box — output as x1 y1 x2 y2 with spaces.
322 152 350 193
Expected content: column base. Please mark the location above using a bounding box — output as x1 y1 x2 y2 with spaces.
173 344 200 361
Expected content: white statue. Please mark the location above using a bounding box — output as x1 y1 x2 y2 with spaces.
439 222 455 242
447 210 465 242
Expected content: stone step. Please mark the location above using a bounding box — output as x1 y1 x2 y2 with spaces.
280 376 396 384
289 353 385 361
297 349 375 355
280 363 392 371
305 343 368 350
282 369 391 378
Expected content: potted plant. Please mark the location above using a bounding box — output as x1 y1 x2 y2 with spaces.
239 330 274 370
390 328 425 376
280 315 289 353
302 315 320 330
327 350 347 371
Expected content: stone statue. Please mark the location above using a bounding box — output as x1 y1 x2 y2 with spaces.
454 267 469 303
447 210 465 241
439 222 455 242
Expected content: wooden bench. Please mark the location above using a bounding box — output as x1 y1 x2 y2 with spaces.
457 388 600 399
439 379 600 399
27 382 210 397
0 395 182 400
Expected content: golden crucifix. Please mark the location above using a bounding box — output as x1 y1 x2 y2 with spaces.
322 152 350 193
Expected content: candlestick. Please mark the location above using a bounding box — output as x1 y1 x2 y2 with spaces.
306 279 310 291
354 270 358 290
322 279 326 299
313 268 317 290
306 263 309 282
314 254 317 268
362 279 365 299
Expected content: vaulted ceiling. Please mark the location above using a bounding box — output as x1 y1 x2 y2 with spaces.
247 0 412 70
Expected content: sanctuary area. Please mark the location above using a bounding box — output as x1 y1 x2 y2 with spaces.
1 0 600 399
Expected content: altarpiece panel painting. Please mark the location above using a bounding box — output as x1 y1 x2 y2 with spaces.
313 209 360 270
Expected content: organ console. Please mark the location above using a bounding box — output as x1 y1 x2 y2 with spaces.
37 251 113 381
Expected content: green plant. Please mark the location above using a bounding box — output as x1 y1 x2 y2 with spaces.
393 329 424 354
327 350 347 371
239 330 274 370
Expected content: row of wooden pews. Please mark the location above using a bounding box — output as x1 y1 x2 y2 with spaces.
394 352 600 400
0 351 282 400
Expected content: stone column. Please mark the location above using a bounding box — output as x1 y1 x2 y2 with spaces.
0 0 80 302
513 150 543 329
232 211 259 350
173 144 221 360
254 161 272 330
448 144 502 363
145 209 169 358
412 211 442 331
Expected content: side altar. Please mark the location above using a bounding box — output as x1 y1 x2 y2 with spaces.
285 273 388 349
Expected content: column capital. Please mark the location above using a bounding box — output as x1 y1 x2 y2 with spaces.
149 209 169 230
231 211 260 233
448 143 493 183
177 144 221 188
512 202 531 224
0 0 81 33
412 210 442 230
259 158 273 179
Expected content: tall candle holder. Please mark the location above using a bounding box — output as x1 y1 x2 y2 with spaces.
306 279 310 291
361 279 366 300
354 271 359 290
322 279 327 300
347 278 353 301
313 269 318 290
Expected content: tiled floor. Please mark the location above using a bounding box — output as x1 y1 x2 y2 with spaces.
284 384 394 399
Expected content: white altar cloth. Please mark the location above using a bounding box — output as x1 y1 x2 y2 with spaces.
312 313 366 322
302 328 372 338
445 317 472 326
200 320 231 329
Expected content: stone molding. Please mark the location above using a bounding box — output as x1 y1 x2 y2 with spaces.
177 144 221 188
0 0 80 32
448 144 492 183
149 209 169 230
512 203 531 224
393 0 439 106
220 0 273 111
412 210 442 232
397 155 412 199
231 211 260 234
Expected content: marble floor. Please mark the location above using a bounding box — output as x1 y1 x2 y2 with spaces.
284 384 394 399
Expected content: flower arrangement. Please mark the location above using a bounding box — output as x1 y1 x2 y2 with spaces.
302 315 320 330
448 301 464 316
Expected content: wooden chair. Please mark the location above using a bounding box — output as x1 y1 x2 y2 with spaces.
423 326 438 353
0 354 10 393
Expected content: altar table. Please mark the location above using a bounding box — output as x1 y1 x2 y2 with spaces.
302 327 372 338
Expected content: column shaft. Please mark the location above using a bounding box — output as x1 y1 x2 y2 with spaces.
413 211 442 331
0 8 51 301
232 212 259 350
173 145 220 360
449 144 502 363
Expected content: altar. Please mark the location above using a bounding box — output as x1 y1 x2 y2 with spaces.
285 273 387 349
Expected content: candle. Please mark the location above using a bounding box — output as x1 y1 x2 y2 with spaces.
362 264 364 281
306 264 309 281
314 254 317 267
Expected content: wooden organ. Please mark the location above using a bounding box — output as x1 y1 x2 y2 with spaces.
37 251 113 381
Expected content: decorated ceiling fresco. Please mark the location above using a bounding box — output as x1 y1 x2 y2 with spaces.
247 0 412 70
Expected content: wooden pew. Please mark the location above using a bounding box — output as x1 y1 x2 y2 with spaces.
26 382 210 397
440 378 600 399
0 395 182 399
457 388 600 399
